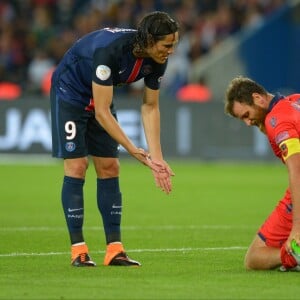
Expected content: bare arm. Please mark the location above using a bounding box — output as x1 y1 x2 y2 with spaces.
141 87 163 159
141 86 174 194
285 152 300 252
92 82 150 164
93 82 174 194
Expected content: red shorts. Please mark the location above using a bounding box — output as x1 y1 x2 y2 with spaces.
258 189 293 248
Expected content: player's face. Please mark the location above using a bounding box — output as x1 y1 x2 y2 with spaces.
232 101 268 133
147 32 179 64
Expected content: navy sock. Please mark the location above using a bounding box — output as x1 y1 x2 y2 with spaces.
62 176 85 244
97 177 122 244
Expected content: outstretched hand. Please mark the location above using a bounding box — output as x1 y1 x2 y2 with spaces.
131 148 175 194
132 148 153 166
147 158 175 194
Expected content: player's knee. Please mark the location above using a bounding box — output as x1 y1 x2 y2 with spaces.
244 255 254 270
244 249 263 270
64 157 89 178
244 248 256 270
96 158 120 178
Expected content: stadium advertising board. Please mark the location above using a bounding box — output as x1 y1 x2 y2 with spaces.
0 99 147 155
0 97 270 160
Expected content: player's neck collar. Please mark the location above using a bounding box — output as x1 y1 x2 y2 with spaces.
268 93 285 112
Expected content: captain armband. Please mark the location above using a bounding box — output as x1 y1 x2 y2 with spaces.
279 138 300 161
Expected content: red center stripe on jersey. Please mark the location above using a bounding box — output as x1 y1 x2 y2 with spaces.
126 58 143 83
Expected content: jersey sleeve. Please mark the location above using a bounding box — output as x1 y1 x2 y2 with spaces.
266 109 300 161
144 62 167 90
92 47 115 86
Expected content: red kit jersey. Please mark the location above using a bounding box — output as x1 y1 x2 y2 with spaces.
265 93 300 161
258 93 300 246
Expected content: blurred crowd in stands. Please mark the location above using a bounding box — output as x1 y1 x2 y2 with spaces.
0 0 285 99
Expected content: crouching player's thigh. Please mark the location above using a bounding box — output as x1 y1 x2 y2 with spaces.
244 197 292 270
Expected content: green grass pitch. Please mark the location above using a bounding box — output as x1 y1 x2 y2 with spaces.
1 159 300 300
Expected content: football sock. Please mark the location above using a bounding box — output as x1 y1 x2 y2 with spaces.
280 244 297 268
62 176 85 244
97 177 122 244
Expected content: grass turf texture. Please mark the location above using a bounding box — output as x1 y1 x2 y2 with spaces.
1 160 300 300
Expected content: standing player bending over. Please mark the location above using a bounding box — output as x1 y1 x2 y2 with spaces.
50 11 178 267
225 76 300 271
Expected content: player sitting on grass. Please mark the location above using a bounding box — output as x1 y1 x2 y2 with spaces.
224 76 300 271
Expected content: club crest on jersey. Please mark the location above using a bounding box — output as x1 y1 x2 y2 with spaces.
142 65 152 75
65 142 76 152
96 65 111 81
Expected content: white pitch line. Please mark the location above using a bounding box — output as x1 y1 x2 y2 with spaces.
0 225 256 232
0 247 247 258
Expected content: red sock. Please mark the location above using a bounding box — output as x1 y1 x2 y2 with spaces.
280 245 297 268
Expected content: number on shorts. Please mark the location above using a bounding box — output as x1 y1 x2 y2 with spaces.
65 121 76 140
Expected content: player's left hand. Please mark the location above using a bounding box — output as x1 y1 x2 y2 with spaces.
149 159 175 194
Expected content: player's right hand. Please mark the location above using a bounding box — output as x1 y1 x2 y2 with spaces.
132 147 156 169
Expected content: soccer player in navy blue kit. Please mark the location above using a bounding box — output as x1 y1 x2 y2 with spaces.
50 11 179 267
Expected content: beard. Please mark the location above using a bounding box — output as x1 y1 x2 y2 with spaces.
252 104 268 133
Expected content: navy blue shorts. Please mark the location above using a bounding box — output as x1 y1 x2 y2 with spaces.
51 93 119 159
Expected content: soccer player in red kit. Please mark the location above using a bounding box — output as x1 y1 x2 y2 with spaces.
224 76 300 271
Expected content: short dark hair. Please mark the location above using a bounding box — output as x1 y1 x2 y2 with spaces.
225 76 267 116
135 11 179 49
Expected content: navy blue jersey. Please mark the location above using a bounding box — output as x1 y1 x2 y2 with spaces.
52 28 167 109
